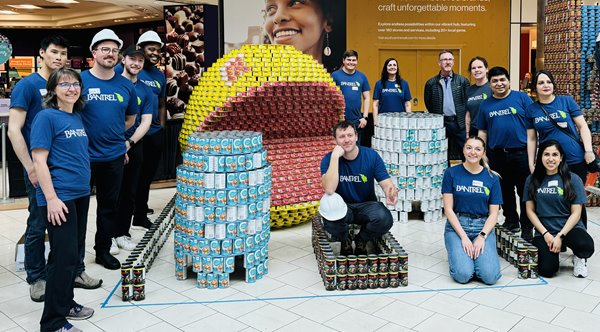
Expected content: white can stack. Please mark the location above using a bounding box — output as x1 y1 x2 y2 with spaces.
372 113 447 223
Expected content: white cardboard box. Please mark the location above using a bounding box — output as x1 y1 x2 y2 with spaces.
15 233 50 272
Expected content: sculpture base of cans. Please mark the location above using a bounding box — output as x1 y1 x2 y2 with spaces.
495 224 539 279
312 215 408 290
121 195 177 301
174 131 272 289
372 113 448 224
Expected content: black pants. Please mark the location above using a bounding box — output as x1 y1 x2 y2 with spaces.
569 161 588 228
134 129 165 221
40 196 89 332
444 117 466 162
488 149 532 232
531 228 595 277
116 143 143 237
323 201 393 242
91 156 125 254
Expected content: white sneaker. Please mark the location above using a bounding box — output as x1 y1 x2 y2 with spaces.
110 238 120 255
573 256 588 278
115 236 137 251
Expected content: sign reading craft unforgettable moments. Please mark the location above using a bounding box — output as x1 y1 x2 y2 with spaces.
347 0 509 111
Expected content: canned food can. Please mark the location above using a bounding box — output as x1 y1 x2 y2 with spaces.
204 223 215 239
215 223 226 240
378 255 389 272
529 263 538 278
400 271 408 286
399 252 408 271
122 284 133 301
346 255 358 274
132 264 145 284
218 273 230 288
202 257 213 273
517 263 530 279
224 256 235 273
133 284 145 301
357 255 368 273
378 272 389 288
336 274 347 291
347 274 357 290
323 257 336 275
527 246 538 264
210 239 221 255
367 255 379 273
246 267 257 283
215 206 227 223
368 273 378 289
212 257 224 273
197 273 207 288
226 223 238 238
233 238 244 254
357 274 368 289
207 273 219 289
221 239 233 254
121 264 133 285
204 206 215 223
388 254 399 272
336 256 348 274
388 272 399 288
324 274 336 291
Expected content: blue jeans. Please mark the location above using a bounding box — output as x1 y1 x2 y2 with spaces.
323 201 393 241
24 175 47 284
444 215 501 285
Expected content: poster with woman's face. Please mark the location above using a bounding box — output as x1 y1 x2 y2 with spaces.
222 0 346 72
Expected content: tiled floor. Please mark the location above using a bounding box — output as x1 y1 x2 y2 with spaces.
0 187 598 332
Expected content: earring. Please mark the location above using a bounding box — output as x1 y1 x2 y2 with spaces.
323 32 331 57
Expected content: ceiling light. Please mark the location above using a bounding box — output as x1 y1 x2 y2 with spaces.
8 4 43 9
0 10 18 14
46 0 79 3
114 19 124 22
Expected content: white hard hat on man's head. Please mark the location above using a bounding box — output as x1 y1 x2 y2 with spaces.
137 30 164 47
90 28 123 52
319 193 348 221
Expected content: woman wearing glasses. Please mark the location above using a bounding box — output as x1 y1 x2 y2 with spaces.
31 68 94 332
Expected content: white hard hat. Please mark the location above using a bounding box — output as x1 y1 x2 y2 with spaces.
137 30 164 47
318 193 348 221
90 29 123 52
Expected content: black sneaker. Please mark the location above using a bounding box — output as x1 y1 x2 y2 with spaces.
132 217 153 230
340 238 353 256
354 238 368 256
147 208 154 215
503 222 521 233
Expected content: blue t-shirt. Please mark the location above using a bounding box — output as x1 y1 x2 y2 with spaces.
466 83 492 129
125 80 155 139
477 90 532 150
80 70 138 162
373 80 412 113
525 96 584 166
9 73 47 149
115 64 164 135
523 172 586 234
331 69 370 124
442 164 502 216
320 147 389 203
30 109 90 206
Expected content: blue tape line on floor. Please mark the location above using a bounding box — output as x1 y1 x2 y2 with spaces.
100 277 548 309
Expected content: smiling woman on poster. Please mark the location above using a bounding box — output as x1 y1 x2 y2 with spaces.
262 0 335 66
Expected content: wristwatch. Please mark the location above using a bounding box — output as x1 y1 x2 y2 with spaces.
479 231 487 239
127 138 136 147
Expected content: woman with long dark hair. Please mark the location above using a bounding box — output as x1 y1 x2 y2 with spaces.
525 70 594 228
442 136 502 285
524 140 594 278
32 68 94 332
372 57 412 125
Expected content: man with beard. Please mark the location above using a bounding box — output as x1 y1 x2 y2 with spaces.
81 29 138 269
131 30 166 228
112 45 155 254
320 120 397 256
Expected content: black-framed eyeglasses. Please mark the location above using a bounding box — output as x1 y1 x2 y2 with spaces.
57 82 81 89
95 47 120 55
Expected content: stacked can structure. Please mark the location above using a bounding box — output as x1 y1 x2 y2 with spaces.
495 224 538 279
175 131 271 288
180 44 344 228
311 215 408 290
372 113 448 223
121 196 177 301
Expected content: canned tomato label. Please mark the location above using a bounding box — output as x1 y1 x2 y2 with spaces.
197 273 207 288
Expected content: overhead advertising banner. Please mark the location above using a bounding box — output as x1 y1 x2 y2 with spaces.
347 0 509 111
